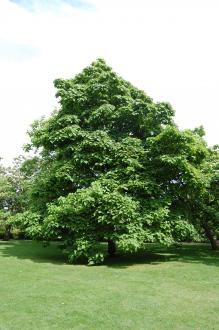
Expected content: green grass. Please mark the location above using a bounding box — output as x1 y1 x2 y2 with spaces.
0 241 218 330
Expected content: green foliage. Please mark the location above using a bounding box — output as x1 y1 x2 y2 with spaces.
0 157 28 238
9 211 42 239
146 126 219 246
12 59 218 262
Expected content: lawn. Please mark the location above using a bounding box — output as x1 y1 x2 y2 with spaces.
0 241 218 330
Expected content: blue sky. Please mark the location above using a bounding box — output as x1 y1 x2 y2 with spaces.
0 0 219 164
9 0 93 11
1 0 94 62
0 40 39 61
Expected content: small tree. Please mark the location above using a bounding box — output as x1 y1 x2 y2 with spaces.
0 157 27 239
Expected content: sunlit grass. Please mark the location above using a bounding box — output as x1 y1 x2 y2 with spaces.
0 240 218 329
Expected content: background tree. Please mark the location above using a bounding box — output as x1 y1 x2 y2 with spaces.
194 146 219 249
0 161 13 239
147 126 219 249
0 157 27 239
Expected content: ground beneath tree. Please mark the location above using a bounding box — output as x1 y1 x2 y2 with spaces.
0 240 218 330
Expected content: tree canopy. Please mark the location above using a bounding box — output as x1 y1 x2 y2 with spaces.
10 59 219 264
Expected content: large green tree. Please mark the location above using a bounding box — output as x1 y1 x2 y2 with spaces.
13 59 217 263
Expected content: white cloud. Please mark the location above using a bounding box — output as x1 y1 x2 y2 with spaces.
0 0 219 164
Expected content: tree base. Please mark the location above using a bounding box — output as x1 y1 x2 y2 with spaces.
108 240 116 257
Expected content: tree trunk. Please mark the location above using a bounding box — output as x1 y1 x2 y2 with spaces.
4 225 11 241
108 240 116 257
203 224 218 250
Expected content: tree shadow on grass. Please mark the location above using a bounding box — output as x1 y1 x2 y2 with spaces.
0 240 67 265
104 243 219 269
0 240 218 268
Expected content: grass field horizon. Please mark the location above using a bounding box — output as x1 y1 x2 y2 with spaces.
0 240 218 329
